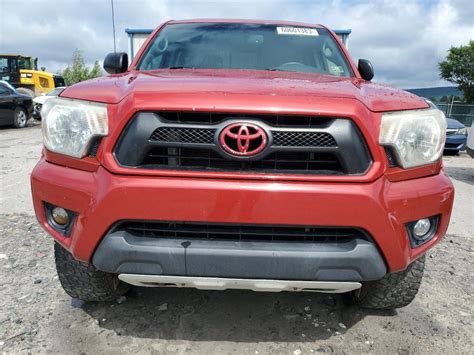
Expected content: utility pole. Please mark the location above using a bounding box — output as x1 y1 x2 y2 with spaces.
111 0 117 54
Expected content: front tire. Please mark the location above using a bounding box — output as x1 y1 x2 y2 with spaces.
54 243 130 302
352 255 425 310
443 150 459 156
13 108 28 128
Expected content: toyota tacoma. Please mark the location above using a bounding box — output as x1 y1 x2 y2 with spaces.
31 20 454 309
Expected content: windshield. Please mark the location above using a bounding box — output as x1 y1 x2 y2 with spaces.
18 57 35 70
0 80 16 92
138 23 353 77
46 87 64 96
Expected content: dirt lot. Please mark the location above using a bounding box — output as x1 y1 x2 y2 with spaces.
0 122 473 354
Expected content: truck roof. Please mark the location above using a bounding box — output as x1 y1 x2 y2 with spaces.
166 19 326 29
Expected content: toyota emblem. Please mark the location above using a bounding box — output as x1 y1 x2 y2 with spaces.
219 122 268 157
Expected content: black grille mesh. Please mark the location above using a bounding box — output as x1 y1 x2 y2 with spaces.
155 111 334 127
150 126 337 148
142 147 343 174
384 147 397 167
88 139 102 157
116 221 368 243
150 127 215 144
273 131 336 147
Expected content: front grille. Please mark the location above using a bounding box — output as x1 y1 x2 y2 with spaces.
149 127 337 148
115 221 368 244
114 112 372 176
143 147 343 174
156 111 334 128
272 131 336 147
34 103 42 112
151 127 215 144
88 138 102 157
446 129 457 136
384 146 398 167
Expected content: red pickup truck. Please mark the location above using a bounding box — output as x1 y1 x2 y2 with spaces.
31 20 454 309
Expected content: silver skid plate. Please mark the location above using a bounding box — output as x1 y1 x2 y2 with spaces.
118 274 361 293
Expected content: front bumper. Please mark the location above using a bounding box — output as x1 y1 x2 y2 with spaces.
92 229 386 281
31 158 454 278
117 275 362 293
445 135 467 151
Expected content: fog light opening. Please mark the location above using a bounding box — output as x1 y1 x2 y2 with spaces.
407 215 439 248
51 207 69 226
44 202 76 237
413 218 431 240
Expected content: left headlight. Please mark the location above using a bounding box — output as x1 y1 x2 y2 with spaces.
379 108 446 168
456 127 467 135
42 97 108 158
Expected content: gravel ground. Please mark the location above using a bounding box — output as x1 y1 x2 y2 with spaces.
0 123 473 354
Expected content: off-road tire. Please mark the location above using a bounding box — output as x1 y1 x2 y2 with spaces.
352 255 425 310
54 243 130 302
16 87 35 97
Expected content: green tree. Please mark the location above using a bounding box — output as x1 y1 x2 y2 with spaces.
439 41 474 102
62 49 102 85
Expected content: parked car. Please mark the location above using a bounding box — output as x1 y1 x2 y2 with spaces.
0 81 32 128
31 20 454 310
0 79 16 91
466 125 474 158
444 118 467 154
425 100 467 155
32 86 66 119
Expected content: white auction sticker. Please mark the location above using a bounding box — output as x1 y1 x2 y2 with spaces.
276 27 319 36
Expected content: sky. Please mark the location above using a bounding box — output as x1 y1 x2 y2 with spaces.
0 0 473 89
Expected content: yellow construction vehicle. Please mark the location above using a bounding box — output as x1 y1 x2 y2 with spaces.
0 54 65 97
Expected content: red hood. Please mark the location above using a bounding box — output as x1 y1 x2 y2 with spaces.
61 69 427 112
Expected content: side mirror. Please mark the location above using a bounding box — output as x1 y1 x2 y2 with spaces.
358 59 374 81
103 52 128 74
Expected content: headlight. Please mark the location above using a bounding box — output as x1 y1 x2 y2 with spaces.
379 108 446 168
456 127 467 135
41 97 108 158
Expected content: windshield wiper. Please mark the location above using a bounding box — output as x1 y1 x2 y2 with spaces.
264 68 290 72
166 66 194 69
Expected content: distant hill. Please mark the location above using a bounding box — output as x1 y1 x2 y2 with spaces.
406 86 462 100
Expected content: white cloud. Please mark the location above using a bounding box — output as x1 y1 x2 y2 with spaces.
0 0 472 88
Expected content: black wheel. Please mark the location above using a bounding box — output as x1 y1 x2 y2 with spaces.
13 108 28 128
54 243 130 302
351 255 425 310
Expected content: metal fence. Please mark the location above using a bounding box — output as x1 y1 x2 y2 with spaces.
435 102 474 127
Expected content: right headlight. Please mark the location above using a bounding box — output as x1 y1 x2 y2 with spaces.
42 97 108 158
379 108 446 168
